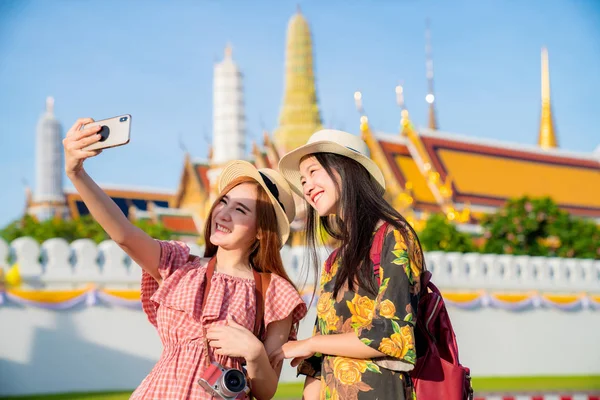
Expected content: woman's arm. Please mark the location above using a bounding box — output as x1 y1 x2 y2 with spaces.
302 377 320 400
206 315 294 400
309 332 385 358
246 316 293 400
270 332 384 368
63 118 161 282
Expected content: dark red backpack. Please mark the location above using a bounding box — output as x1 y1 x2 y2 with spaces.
370 223 473 400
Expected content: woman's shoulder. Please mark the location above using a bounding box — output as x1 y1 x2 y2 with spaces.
265 273 301 296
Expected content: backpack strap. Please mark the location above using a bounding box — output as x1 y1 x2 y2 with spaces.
369 222 389 286
324 249 339 274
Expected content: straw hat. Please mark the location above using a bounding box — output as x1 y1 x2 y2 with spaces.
278 129 385 196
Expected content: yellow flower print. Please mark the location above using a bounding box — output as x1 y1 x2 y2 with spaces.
320 387 327 400
321 258 339 286
410 261 421 281
393 230 408 251
324 309 340 332
330 388 340 400
400 325 415 348
347 294 375 330
332 357 368 385
317 292 334 318
317 292 339 332
379 334 405 358
378 324 415 360
379 299 398 319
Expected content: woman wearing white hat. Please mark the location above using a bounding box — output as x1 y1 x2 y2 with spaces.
270 129 425 399
63 118 306 400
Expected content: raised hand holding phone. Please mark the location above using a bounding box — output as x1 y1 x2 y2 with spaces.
82 114 131 151
63 117 104 178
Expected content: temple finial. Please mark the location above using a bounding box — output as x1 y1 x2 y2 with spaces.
297 4 302 14
538 47 558 149
395 83 406 110
224 42 233 59
46 96 54 114
354 91 369 132
425 18 438 130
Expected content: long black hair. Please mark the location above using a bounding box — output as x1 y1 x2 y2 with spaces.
305 152 425 297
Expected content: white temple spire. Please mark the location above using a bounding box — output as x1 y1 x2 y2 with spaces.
29 97 67 220
212 43 246 164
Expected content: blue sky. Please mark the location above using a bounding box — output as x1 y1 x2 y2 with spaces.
1 0 599 228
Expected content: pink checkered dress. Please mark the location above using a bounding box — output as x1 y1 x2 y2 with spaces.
131 240 307 400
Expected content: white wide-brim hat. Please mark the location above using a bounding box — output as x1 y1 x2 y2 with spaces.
278 129 386 197
217 160 296 246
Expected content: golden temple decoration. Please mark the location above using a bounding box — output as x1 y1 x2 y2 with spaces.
538 47 558 149
425 19 438 130
273 9 322 153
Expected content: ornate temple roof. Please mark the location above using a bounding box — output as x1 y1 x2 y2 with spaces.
64 186 174 219
370 128 600 218
130 203 201 238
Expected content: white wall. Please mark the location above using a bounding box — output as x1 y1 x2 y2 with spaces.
0 237 599 396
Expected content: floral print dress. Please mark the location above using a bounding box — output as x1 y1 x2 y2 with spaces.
298 226 422 400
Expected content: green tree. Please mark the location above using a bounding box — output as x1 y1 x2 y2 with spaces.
133 219 173 241
419 213 476 252
481 196 600 259
1 214 173 244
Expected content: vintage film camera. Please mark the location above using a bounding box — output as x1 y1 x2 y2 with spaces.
198 362 250 399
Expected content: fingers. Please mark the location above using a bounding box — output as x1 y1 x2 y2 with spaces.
74 124 102 141
74 132 102 150
205 328 224 340
68 118 95 136
290 356 305 368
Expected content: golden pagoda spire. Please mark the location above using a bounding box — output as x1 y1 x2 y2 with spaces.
273 8 323 153
425 19 438 130
538 47 558 149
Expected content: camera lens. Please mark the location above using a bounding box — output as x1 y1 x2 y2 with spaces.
222 369 246 394
120 116 128 122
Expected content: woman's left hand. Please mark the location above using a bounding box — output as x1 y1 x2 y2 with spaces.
206 316 263 361
269 338 315 369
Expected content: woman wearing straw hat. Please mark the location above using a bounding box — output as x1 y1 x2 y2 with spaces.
270 129 425 399
63 118 307 400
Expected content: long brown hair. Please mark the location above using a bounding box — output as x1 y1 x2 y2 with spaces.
203 176 296 288
305 153 425 297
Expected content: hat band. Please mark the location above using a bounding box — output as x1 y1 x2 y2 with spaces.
259 172 285 212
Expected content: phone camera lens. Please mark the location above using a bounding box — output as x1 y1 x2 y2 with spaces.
120 116 128 122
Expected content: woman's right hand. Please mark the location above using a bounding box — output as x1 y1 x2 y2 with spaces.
63 118 103 178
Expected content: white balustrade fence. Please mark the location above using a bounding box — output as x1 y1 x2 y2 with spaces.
1 237 599 396
1 237 598 293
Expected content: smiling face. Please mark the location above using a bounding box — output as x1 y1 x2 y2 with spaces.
209 182 258 252
299 155 341 216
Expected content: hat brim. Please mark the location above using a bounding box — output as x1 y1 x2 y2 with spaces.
278 140 386 197
217 160 290 247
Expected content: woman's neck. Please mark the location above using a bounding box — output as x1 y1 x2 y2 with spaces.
215 247 252 276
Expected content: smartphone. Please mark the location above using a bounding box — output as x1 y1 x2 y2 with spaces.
83 114 131 151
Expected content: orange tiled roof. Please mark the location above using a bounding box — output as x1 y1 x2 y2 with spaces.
158 214 200 236
193 163 211 191
373 131 600 218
